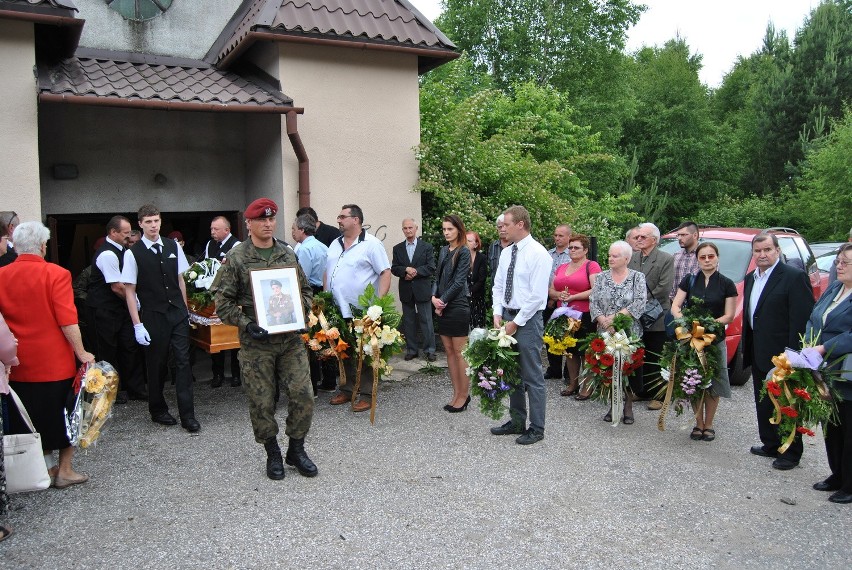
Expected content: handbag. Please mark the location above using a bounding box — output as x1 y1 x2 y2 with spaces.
640 297 664 330
3 388 51 494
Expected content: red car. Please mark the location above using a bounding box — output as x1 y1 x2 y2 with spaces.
659 227 828 386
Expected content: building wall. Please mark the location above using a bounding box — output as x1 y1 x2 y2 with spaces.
38 105 248 215
0 20 41 223
74 0 241 59
272 43 423 252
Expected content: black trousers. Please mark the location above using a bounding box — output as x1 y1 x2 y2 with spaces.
141 305 195 420
90 305 146 398
752 363 803 462
824 399 852 492
211 349 240 378
635 330 667 397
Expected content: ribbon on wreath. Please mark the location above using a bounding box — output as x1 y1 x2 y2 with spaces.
603 330 634 427
309 301 349 388
352 314 382 424
765 353 801 454
674 320 716 370
658 355 677 431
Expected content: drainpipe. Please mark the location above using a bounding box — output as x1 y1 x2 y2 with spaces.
286 110 310 209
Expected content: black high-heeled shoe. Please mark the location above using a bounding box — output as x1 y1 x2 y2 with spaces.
447 395 471 413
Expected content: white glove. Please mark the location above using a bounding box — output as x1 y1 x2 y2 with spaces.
134 323 151 346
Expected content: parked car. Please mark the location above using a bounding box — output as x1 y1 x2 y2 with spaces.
816 251 839 273
659 227 828 386
810 242 845 257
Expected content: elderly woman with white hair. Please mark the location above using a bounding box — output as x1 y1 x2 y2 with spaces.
0 221 94 489
589 240 647 424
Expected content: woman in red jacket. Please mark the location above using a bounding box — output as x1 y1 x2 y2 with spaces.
0 222 94 489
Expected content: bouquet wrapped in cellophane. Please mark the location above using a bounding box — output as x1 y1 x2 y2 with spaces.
66 361 120 449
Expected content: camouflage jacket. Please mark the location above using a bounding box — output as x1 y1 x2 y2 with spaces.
212 238 312 343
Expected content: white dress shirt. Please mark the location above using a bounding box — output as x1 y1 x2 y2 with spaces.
492 234 552 326
749 259 780 328
121 235 190 284
95 236 126 283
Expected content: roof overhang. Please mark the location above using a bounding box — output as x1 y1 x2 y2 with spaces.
218 28 459 74
37 49 301 115
0 0 84 59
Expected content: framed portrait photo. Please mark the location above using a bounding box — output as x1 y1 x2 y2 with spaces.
249 267 306 334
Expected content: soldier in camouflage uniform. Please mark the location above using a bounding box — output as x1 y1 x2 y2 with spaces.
212 198 317 480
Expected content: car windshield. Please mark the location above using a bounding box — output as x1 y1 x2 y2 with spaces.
659 238 754 283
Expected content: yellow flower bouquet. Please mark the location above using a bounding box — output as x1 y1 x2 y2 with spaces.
66 361 120 449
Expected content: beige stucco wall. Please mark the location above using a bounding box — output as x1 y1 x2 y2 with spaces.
272 43 423 253
0 20 41 223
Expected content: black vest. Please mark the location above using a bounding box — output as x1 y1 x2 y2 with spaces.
130 238 185 314
205 234 239 261
87 240 126 311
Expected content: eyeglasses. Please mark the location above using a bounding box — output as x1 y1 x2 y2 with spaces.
336 215 355 221
834 258 851 267
635 235 651 240
567 246 583 250
698 254 717 260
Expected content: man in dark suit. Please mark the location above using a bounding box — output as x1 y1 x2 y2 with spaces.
391 218 436 361
743 232 814 469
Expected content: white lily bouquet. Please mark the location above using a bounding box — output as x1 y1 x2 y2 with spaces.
462 327 522 419
183 258 221 313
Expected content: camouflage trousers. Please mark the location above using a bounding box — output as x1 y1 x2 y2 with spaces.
239 333 314 443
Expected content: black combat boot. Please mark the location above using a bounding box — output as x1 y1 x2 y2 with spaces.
264 437 285 480
285 437 318 478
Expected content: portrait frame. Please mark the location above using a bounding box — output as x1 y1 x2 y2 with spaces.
249 267 306 334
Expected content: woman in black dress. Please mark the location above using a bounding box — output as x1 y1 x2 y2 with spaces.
466 231 487 329
432 215 471 412
670 241 737 442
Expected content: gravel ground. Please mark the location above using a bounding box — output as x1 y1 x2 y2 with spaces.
2 351 850 569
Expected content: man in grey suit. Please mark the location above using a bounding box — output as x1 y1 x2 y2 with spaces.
628 222 674 407
391 219 436 361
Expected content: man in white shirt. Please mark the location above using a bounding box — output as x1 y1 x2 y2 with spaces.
204 215 241 388
490 205 552 445
325 204 391 412
122 204 198 432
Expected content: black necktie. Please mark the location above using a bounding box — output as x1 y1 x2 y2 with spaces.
153 243 162 255
504 244 518 304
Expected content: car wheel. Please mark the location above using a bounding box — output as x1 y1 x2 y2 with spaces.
729 342 750 386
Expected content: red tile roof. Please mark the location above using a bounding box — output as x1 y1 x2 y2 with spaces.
38 51 296 113
210 0 456 72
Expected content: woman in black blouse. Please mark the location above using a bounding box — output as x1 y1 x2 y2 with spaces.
466 231 487 329
432 215 471 412
670 242 737 442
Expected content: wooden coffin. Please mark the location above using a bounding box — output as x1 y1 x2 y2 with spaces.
190 323 240 353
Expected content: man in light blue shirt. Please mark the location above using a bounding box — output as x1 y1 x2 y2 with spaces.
292 214 328 293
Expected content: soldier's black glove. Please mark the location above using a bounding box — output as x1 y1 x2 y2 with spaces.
246 322 269 340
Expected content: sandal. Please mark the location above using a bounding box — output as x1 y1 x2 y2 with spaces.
0 525 11 543
575 393 591 401
702 428 716 442
561 386 578 397
622 415 635 425
602 412 612 422
690 426 703 441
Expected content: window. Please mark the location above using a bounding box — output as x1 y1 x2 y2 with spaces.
107 0 173 22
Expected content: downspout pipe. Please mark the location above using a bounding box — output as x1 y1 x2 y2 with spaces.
286 110 310 209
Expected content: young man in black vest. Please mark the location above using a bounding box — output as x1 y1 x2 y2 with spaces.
86 215 146 402
204 216 241 387
122 204 199 432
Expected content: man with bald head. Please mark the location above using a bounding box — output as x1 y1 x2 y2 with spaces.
205 215 241 387
391 218 436 361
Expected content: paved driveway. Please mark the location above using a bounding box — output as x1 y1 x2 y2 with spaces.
3 353 849 569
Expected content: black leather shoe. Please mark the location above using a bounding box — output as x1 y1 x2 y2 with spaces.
181 418 201 432
211 374 223 388
516 428 544 445
772 457 799 470
151 412 177 426
425 353 436 362
828 490 852 504
490 421 525 435
750 445 778 458
814 479 841 492
230 375 241 387
543 370 559 380
403 353 417 361
115 391 129 405
264 438 285 480
285 437 318 477
128 391 149 401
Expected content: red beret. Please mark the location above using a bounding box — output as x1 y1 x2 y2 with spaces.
167 230 184 241
245 198 278 219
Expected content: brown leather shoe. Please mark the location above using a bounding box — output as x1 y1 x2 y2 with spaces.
352 399 370 412
648 400 663 410
329 393 350 405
